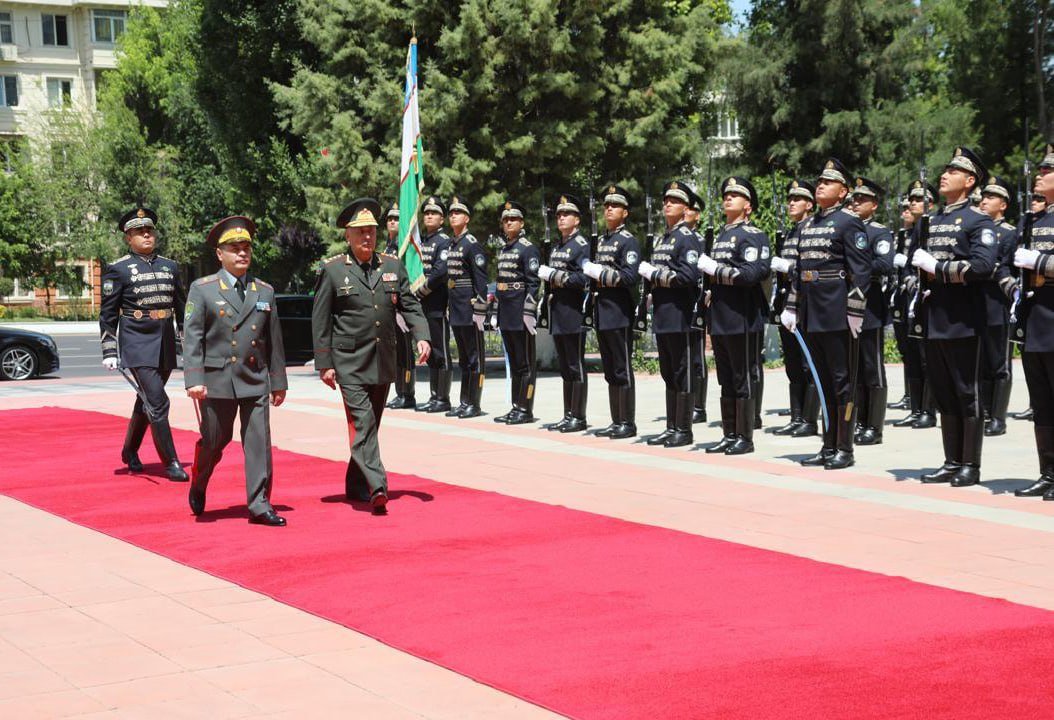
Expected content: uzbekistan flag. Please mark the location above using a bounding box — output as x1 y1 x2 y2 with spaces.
397 35 425 291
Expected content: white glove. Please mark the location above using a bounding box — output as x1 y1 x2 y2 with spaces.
911 249 938 275
893 253 908 268
1015 248 1040 270
638 261 658 281
848 314 862 338
538 264 556 282
523 314 537 335
581 260 603 280
696 253 719 276
473 313 485 332
102 357 118 371
780 308 797 333
489 313 498 330
770 257 791 273
395 312 409 333
704 290 712 307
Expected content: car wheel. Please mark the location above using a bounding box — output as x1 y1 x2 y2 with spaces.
0 345 38 381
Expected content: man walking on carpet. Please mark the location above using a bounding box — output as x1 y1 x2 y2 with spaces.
312 198 431 514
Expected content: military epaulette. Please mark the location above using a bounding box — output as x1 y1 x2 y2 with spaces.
743 225 763 234
194 274 219 286
868 220 887 229
843 208 860 218
1001 222 1015 230
439 232 450 240
969 206 988 216
379 251 398 260
519 239 534 247
575 237 588 246
618 229 633 238
677 226 693 236
112 254 130 264
466 234 478 244
156 254 174 263
255 278 273 289
323 253 345 265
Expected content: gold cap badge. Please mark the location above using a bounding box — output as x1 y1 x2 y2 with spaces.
825 161 834 170
136 209 145 218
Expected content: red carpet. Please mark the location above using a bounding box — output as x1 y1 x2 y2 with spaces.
2 407 1054 719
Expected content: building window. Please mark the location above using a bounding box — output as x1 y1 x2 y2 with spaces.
46 78 73 108
714 109 740 141
91 10 126 44
0 75 16 107
7 278 36 301
56 263 90 300
42 14 69 47
0 12 13 44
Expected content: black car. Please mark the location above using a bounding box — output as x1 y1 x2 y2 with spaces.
276 294 314 364
0 327 61 380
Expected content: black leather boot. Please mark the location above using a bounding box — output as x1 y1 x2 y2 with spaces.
791 384 819 437
150 419 189 482
921 414 962 483
985 379 1011 436
427 369 452 413
447 371 470 417
647 389 678 445
951 416 984 486
753 366 764 429
546 381 574 431
856 386 887 446
888 368 910 409
802 406 836 466
1011 406 1034 421
913 382 937 428
774 383 805 436
893 378 922 427
506 373 537 425
561 381 588 433
596 385 621 437
725 397 755 455
824 404 855 470
706 398 737 453
121 411 149 472
610 386 637 439
663 392 694 448
459 372 484 418
417 370 440 412
692 370 707 423
495 375 522 423
1016 426 1054 497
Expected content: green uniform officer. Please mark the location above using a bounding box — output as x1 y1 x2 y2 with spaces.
312 198 431 514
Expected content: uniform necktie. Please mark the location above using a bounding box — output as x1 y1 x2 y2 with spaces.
361 262 371 282
236 278 246 302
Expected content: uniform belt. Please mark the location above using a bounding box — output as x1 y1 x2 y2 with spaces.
799 270 846 282
121 308 173 320
496 282 524 291
448 279 474 289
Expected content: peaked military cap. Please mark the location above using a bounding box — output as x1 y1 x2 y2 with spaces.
384 202 399 220
662 180 692 204
555 193 585 215
500 200 526 220
686 186 703 212
786 179 815 202
981 175 1011 201
118 207 157 234
945 146 988 186
206 215 257 248
851 177 885 200
421 195 446 215
969 187 982 205
818 158 852 186
721 176 757 208
448 195 472 215
601 184 631 208
907 180 937 202
337 198 382 229
1039 142 1054 170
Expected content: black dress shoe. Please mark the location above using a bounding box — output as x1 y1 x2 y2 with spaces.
595 422 619 437
545 415 572 431
706 436 736 454
950 466 981 487
692 409 707 424
416 399 438 412
921 464 960 483
800 448 835 466
824 450 855 470
790 422 818 438
1012 407 1034 421
777 407 792 416
773 419 803 436
446 403 468 417
458 405 482 419
724 437 754 455
370 489 388 514
646 429 675 446
663 431 693 448
122 449 144 473
166 461 189 483
1015 477 1054 497
984 418 1006 436
188 487 205 516
505 410 536 425
912 411 937 429
892 412 920 428
387 396 415 410
249 509 286 526
888 395 910 410
494 408 516 423
427 400 452 413
560 418 588 433
856 427 882 445
609 423 637 439
1044 487 1054 501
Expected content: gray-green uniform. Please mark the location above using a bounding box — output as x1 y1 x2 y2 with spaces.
312 198 429 504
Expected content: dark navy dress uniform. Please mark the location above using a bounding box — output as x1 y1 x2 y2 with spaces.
414 196 452 411
915 148 998 487
445 195 489 419
785 159 872 469
382 202 418 410
494 201 541 424
99 207 188 481
705 194 770 455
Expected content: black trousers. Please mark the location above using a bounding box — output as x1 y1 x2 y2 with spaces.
425 316 450 370
191 394 274 516
657 332 691 392
598 327 634 387
858 328 887 389
924 337 980 418
804 329 853 429
895 323 925 382
452 323 484 373
690 328 705 381
501 329 536 377
395 324 414 387
128 366 172 422
779 326 806 385
1024 351 1054 426
712 333 754 398
980 324 1012 384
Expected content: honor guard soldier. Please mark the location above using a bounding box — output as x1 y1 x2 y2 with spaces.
1011 186 1050 423
696 176 770 455
888 195 916 411
637 180 702 448
780 158 872 470
683 192 709 423
444 196 489 418
1012 144 1054 499
383 202 417 410
891 180 939 429
910 147 998 487
771 180 820 437
849 177 896 445
538 193 592 432
414 196 453 412
580 185 641 439
977 175 1017 436
183 216 289 526
493 200 542 424
312 199 431 513
100 207 189 482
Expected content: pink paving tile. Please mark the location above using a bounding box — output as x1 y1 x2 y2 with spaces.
0 688 106 718
28 638 182 688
